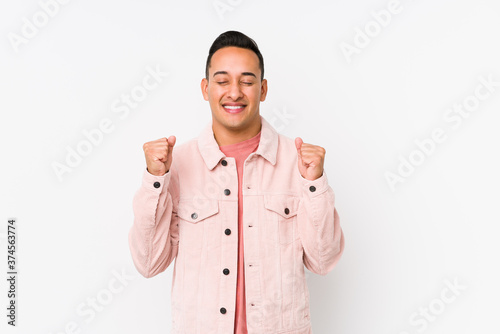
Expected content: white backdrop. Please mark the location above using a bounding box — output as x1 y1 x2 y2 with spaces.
1 0 499 333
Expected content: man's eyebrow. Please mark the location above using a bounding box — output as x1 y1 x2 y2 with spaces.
213 71 228 77
212 71 257 78
241 72 257 78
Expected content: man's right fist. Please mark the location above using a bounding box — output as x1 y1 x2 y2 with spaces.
143 136 176 176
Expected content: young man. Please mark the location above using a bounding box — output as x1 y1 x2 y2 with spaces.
128 30 345 334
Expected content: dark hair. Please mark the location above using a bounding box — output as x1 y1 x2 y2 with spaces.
205 30 264 81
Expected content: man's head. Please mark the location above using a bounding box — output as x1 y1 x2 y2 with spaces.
205 30 264 81
201 31 268 138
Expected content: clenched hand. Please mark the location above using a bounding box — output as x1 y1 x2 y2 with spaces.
143 136 176 176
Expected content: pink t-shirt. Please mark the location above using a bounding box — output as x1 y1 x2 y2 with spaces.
219 130 261 334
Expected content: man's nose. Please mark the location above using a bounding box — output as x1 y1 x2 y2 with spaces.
226 82 243 100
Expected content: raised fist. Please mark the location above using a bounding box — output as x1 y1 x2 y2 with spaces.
143 136 176 176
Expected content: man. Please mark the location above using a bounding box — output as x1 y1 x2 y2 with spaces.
128 30 345 334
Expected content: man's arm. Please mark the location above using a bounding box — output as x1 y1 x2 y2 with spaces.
128 136 179 278
294 137 345 275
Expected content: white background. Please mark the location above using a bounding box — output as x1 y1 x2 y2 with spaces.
1 0 500 333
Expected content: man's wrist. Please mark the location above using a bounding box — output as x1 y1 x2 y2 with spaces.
146 167 169 176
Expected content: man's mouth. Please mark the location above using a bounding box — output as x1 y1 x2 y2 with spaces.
222 104 246 114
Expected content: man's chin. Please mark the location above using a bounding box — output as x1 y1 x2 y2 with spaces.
212 109 259 131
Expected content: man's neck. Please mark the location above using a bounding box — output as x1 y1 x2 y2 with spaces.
213 118 262 146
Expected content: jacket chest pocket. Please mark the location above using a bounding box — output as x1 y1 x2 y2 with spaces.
176 198 220 254
263 195 301 245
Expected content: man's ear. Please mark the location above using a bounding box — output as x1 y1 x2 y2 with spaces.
260 78 268 102
201 78 209 101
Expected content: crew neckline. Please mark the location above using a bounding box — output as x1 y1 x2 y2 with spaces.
219 130 261 153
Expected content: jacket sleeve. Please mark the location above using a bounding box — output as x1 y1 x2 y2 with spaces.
128 167 180 278
297 169 345 276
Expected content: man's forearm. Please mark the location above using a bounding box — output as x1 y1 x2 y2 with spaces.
128 169 179 278
298 170 345 275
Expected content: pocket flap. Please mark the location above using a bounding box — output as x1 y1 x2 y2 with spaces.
264 195 300 218
177 198 219 223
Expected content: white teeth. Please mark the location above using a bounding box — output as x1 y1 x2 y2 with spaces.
224 105 244 109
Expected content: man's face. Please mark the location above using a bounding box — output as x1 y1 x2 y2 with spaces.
201 46 268 133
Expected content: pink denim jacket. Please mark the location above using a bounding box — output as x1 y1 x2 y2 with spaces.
128 115 345 333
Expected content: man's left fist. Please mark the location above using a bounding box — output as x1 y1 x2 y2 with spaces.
295 137 325 181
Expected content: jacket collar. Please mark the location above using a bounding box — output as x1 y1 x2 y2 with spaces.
197 115 278 170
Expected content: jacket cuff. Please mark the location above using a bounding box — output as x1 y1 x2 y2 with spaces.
142 168 171 194
300 170 329 198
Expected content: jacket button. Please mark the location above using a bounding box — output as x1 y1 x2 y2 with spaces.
153 182 161 188
225 229 231 235
191 212 198 219
224 189 231 196
284 208 290 215
223 268 230 275
221 159 227 166
309 185 316 192
220 307 227 314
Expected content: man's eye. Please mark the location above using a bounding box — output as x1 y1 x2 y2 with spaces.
242 82 253 85
217 81 228 85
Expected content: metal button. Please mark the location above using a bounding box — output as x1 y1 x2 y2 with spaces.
223 268 230 275
309 185 316 192
221 159 227 166
220 307 227 314
224 189 230 196
153 182 161 188
225 229 231 235
284 208 290 215
191 212 198 219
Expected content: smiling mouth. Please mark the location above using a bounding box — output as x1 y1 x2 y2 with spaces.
222 105 246 114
